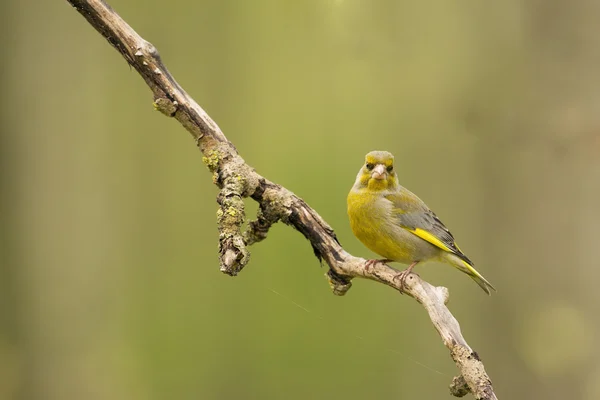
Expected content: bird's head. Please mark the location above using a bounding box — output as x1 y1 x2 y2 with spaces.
355 150 398 191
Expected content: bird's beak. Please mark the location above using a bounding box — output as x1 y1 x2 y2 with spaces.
371 164 387 180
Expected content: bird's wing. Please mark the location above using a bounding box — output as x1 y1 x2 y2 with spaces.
385 189 472 264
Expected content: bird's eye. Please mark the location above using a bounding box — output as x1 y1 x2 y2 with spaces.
366 163 374 170
386 165 393 172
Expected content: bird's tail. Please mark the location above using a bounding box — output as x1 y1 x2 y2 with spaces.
444 253 496 295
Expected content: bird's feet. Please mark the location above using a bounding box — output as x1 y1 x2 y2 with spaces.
365 258 392 273
393 261 419 293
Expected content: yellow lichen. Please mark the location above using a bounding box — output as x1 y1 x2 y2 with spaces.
202 150 221 172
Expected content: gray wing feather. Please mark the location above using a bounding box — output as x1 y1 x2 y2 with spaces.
387 189 472 264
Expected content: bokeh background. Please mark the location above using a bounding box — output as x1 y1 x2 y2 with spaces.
2 0 600 399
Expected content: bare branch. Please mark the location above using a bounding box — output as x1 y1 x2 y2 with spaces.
66 1 498 398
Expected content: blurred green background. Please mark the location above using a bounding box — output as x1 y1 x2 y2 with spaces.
1 0 600 399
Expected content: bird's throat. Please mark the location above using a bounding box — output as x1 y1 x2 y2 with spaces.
367 178 389 191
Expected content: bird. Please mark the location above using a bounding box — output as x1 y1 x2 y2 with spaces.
347 150 495 294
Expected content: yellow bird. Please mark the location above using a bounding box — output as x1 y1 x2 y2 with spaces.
347 151 495 294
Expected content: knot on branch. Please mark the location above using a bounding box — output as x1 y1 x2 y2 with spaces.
243 180 295 246
133 39 161 67
449 375 470 397
135 40 158 57
244 204 280 245
326 269 353 296
437 285 450 305
154 97 178 117
450 345 495 399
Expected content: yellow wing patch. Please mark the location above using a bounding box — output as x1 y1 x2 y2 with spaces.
407 228 452 252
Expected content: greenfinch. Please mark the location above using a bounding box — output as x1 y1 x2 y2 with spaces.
347 151 495 294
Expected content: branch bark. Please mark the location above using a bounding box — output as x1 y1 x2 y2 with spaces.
66 1 498 398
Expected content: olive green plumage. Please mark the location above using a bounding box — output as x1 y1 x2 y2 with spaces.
347 151 495 294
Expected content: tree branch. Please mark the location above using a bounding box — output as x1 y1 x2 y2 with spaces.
66 1 498 398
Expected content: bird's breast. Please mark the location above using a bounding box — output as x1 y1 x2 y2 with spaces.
347 190 424 263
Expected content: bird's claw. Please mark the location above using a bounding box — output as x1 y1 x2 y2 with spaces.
364 259 391 273
365 259 377 273
393 270 411 293
393 262 418 293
